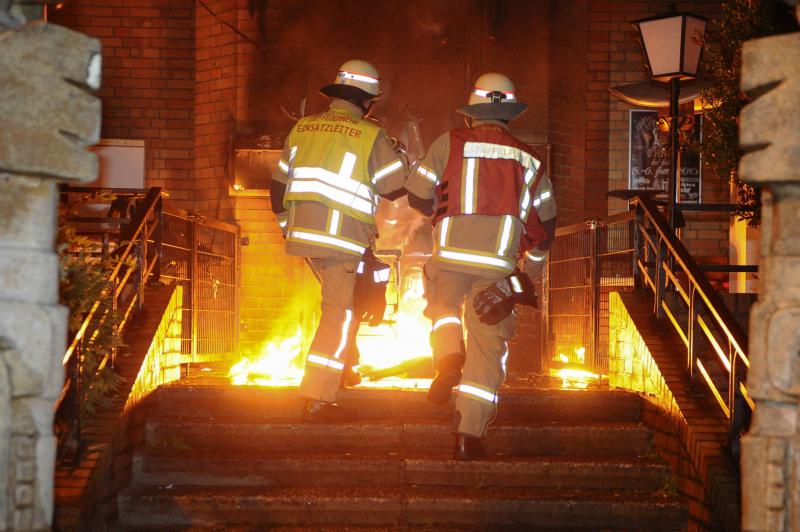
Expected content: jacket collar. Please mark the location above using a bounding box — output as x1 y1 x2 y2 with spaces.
329 98 364 118
472 119 510 131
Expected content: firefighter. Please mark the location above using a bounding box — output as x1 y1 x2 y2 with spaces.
405 72 557 459
270 59 407 422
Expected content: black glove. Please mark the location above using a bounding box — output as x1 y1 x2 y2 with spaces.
472 271 538 325
353 249 390 326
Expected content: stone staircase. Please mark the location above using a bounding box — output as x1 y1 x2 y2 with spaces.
115 384 687 530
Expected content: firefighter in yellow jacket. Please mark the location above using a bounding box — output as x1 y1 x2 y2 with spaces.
270 60 407 422
406 73 557 459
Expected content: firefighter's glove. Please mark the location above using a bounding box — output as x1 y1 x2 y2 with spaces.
473 271 538 325
353 249 390 326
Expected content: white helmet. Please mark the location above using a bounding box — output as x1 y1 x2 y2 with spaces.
320 59 381 101
458 72 528 121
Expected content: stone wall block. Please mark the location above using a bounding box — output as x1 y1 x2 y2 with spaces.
740 33 800 185
740 22 800 532
29 400 55 530
0 16 101 530
0 352 9 531
0 303 63 399
0 251 58 305
763 307 800 396
0 176 56 250
0 22 101 182
792 437 800 528
769 185 800 256
742 436 772 530
759 257 800 303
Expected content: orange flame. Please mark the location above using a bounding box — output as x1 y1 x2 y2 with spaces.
553 346 599 390
229 328 305 386
230 267 433 389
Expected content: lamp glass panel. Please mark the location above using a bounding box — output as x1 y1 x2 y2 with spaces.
682 16 706 76
639 16 683 77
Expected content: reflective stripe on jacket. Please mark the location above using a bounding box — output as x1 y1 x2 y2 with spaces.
431 127 548 274
283 108 382 225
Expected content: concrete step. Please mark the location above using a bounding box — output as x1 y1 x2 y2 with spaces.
152 384 643 423
133 450 671 491
145 419 653 457
117 485 686 530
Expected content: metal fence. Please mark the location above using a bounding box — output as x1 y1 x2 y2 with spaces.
160 209 240 363
544 211 636 375
57 187 240 461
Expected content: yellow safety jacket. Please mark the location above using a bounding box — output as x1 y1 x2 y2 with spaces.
279 107 387 257
283 108 382 224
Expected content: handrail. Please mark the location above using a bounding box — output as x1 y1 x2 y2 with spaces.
55 188 163 462
554 210 636 237
56 186 241 463
60 188 163 372
630 194 752 456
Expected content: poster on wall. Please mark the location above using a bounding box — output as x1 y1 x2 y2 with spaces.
628 109 702 203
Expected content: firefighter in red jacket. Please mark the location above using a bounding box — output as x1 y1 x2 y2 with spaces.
406 73 557 460
270 60 407 422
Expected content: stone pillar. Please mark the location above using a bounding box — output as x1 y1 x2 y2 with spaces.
739 5 800 531
0 17 101 531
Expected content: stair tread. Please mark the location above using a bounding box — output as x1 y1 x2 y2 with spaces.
121 483 681 505
137 448 665 464
148 416 648 428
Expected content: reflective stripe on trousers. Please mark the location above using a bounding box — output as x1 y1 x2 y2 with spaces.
299 258 359 403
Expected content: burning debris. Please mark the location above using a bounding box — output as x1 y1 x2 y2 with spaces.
553 347 600 389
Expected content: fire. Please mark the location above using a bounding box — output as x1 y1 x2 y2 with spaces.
229 266 434 389
553 346 599 390
357 270 432 374
229 328 306 386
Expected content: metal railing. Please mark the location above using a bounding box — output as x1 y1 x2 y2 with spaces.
56 187 163 461
544 211 636 374
55 187 240 461
545 195 754 455
631 195 753 454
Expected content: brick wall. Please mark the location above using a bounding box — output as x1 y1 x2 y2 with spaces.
193 0 236 218
608 291 741 531
548 1 589 225
53 0 734 356
585 1 728 262
51 1 195 210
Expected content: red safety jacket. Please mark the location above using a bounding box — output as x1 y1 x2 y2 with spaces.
434 126 547 252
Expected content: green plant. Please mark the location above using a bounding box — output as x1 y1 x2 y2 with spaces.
699 0 798 226
660 475 679 500
58 197 124 419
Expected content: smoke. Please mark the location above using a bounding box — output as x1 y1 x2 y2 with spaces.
374 196 430 254
374 118 433 255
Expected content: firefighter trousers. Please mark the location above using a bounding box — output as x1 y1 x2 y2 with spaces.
423 261 516 438
298 257 359 403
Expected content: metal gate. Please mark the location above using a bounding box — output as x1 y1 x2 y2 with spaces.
544 211 636 375
160 210 240 363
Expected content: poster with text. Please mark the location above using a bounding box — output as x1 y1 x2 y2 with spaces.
628 110 702 203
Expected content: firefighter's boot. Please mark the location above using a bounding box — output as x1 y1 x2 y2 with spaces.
454 433 487 461
427 354 464 405
341 365 362 388
302 400 358 423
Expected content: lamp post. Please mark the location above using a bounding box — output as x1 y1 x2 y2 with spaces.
633 3 707 229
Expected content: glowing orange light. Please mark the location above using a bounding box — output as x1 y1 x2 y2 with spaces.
229 268 434 390
229 328 305 386
552 346 599 390
555 368 600 390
